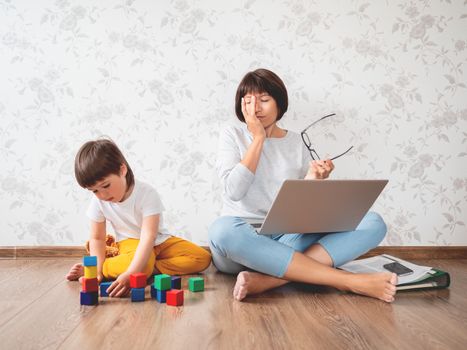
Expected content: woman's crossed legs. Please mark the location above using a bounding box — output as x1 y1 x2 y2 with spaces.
208 212 397 302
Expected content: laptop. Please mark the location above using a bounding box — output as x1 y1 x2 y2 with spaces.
249 179 388 235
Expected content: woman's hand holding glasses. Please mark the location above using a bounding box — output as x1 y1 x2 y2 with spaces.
305 159 335 180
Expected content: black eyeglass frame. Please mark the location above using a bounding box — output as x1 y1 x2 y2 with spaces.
300 113 354 161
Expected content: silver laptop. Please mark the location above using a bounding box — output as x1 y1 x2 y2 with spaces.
250 179 388 235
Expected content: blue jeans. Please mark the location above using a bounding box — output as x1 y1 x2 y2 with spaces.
208 212 387 278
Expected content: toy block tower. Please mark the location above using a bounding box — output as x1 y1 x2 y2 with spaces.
130 272 147 302
80 256 98 305
152 274 172 303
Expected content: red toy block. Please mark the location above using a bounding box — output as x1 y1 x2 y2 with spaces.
166 289 184 306
81 277 98 292
130 273 147 288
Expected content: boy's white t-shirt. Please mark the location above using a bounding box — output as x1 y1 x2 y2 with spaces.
86 180 171 246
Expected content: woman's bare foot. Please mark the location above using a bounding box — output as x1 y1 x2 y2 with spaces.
66 263 84 281
345 272 398 303
234 270 397 303
233 271 289 301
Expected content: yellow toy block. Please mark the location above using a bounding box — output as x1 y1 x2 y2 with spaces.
84 266 97 278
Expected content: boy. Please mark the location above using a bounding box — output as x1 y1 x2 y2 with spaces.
66 139 211 297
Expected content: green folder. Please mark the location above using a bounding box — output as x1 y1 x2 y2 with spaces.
396 268 450 291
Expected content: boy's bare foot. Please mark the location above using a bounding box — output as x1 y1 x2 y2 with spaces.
345 272 397 303
233 271 288 301
66 263 84 281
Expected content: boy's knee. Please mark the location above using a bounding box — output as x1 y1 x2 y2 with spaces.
197 248 212 271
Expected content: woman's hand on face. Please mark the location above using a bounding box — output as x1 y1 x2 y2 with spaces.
242 96 266 140
305 159 335 180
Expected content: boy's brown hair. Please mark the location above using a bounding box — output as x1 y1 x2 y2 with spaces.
235 68 289 123
74 139 134 189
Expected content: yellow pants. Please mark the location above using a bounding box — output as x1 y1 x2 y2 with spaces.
102 236 212 279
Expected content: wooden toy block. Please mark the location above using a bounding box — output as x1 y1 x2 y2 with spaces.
130 272 147 288
150 285 157 299
84 266 97 279
188 277 204 292
156 289 167 303
171 276 182 289
154 274 171 291
100 282 112 297
83 256 97 266
81 277 98 292
166 289 183 306
131 288 145 302
80 291 98 305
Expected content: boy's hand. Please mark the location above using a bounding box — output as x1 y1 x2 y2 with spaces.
107 271 131 297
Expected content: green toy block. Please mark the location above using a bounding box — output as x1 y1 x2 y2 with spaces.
188 277 204 292
154 274 171 291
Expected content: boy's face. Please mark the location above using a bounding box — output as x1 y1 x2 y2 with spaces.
87 165 128 203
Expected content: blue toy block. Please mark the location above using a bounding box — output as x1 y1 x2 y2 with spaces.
131 287 145 302
156 289 167 303
150 279 168 303
83 256 97 267
171 276 181 290
80 291 98 305
100 282 112 297
150 285 157 299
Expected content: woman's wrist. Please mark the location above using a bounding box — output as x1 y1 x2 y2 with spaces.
252 134 265 143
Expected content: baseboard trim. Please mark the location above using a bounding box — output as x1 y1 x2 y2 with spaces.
360 246 467 259
0 246 88 259
1 245 466 260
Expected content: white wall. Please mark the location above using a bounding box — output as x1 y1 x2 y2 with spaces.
1 0 466 246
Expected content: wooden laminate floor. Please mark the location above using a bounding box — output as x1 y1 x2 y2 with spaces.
0 259 466 350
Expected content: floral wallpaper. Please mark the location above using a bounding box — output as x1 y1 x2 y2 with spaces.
0 0 466 247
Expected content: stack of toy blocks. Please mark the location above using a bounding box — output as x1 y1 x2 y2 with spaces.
130 272 147 302
80 256 99 305
151 274 184 306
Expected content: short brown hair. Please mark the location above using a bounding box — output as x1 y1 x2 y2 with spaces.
235 68 288 123
74 139 134 189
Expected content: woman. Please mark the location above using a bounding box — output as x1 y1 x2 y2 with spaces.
208 68 396 302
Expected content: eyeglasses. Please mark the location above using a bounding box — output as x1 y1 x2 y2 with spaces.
300 113 354 161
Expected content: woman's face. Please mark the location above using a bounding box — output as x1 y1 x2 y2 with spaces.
244 92 279 128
